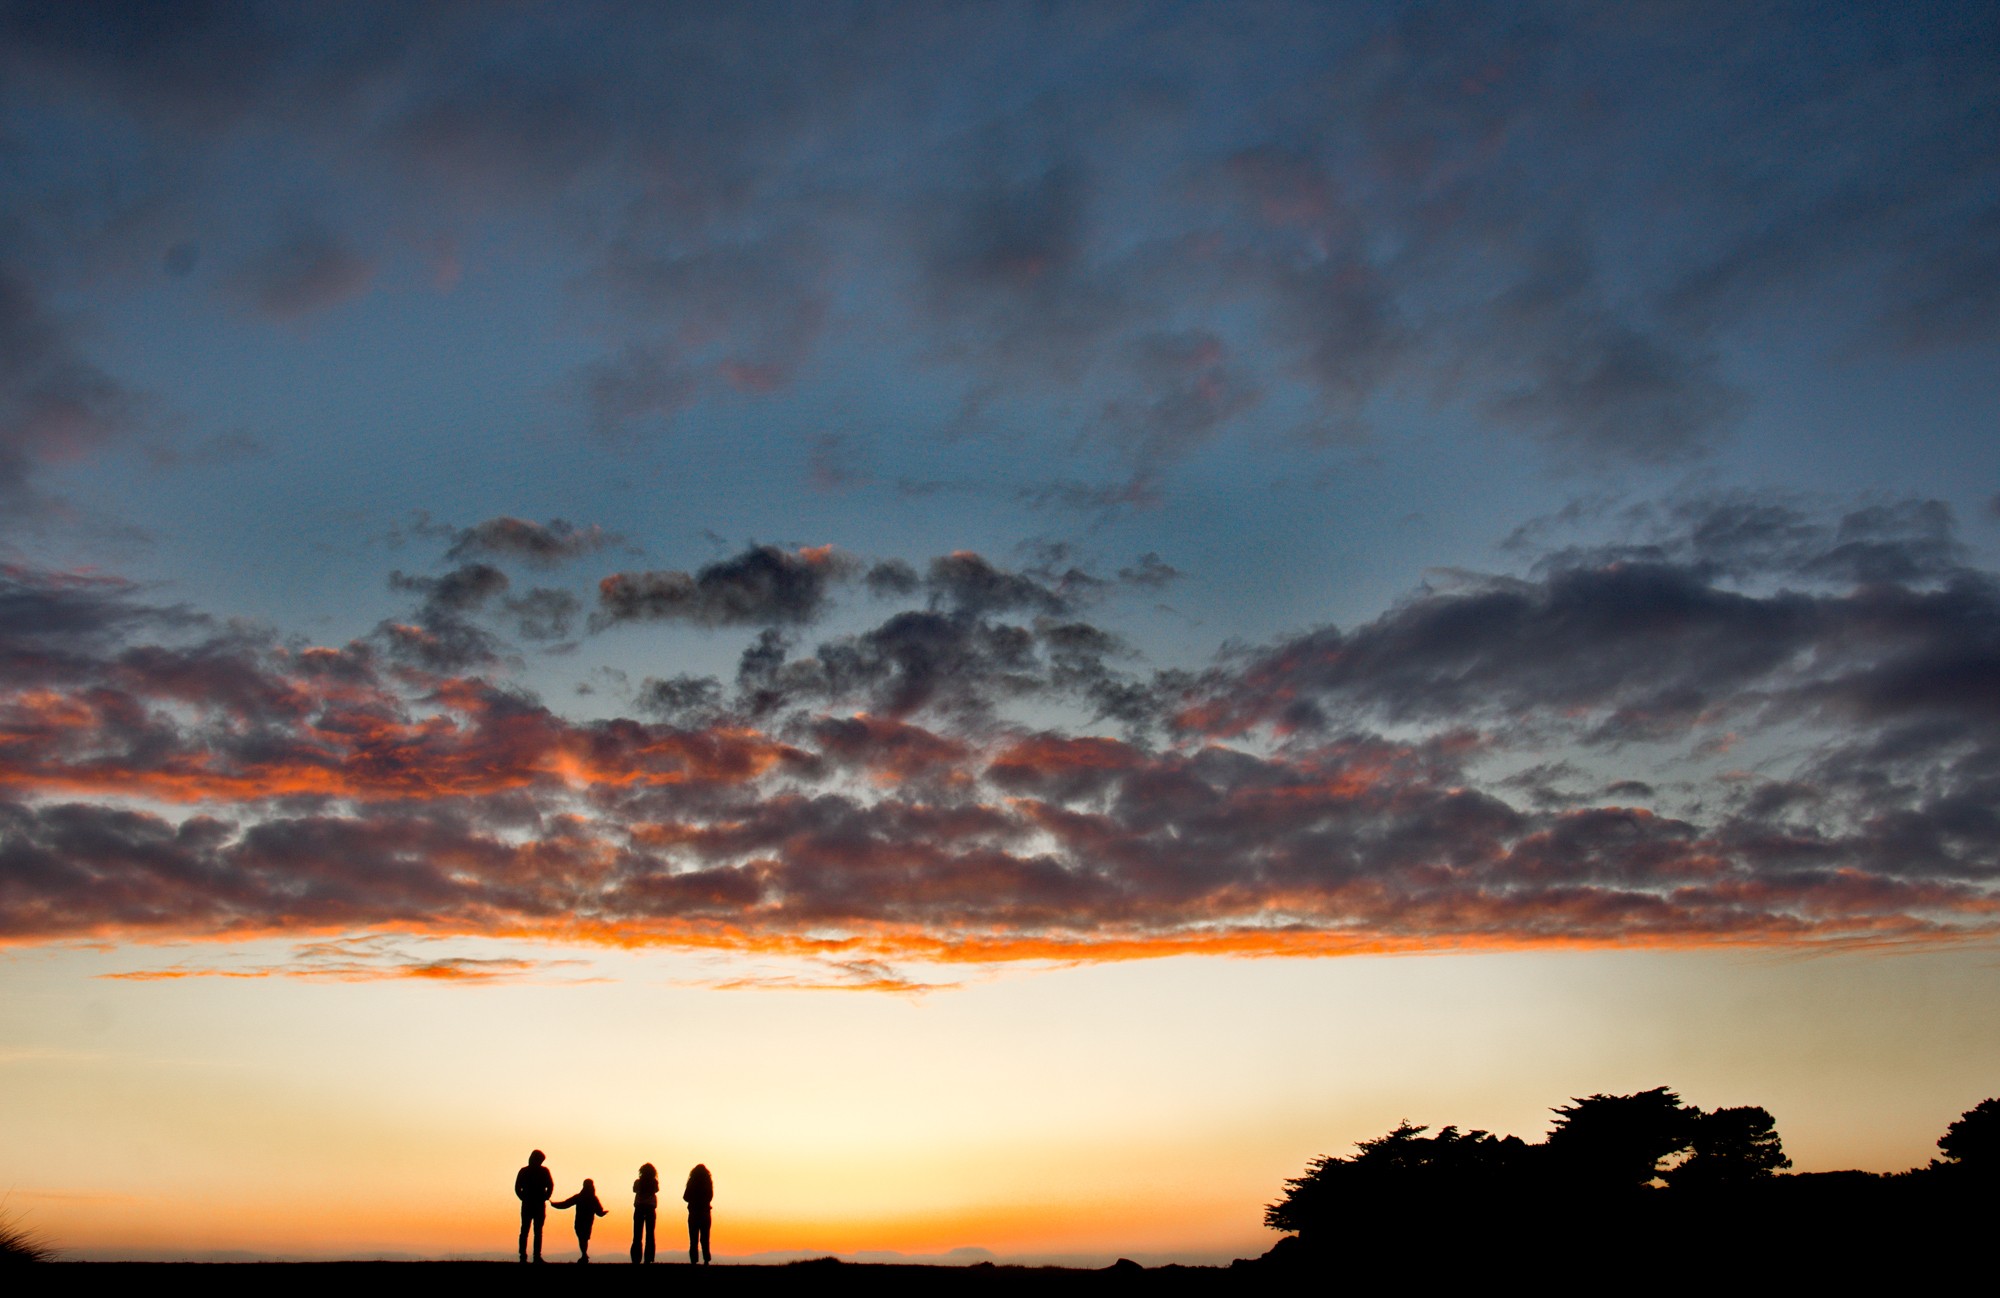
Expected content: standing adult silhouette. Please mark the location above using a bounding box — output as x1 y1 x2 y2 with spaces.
630 1162 660 1264
514 1150 554 1263
684 1163 714 1265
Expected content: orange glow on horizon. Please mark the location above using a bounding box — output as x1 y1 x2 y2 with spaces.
18 1187 1265 1262
30 910 2000 985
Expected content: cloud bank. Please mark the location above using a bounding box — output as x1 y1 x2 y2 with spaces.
4 499 1998 972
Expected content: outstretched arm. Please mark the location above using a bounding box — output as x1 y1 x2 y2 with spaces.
552 1193 579 1210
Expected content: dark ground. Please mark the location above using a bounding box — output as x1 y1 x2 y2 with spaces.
36 1259 1255 1293
31 1239 1956 1294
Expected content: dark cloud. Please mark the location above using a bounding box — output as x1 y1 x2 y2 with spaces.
585 238 831 429
594 544 858 630
389 563 509 615
1882 203 2000 350
226 227 377 320
504 588 582 642
1099 331 1263 483
1523 494 1968 587
573 344 699 442
915 161 1117 382
790 610 1044 720
1166 498 1999 775
0 563 201 683
379 563 510 671
704 551 1139 722
0 0 288 125
445 517 614 568
383 64 611 202
923 551 1075 618
1117 553 1180 589
864 559 921 599
1475 248 1741 463
634 674 726 726
0 269 141 507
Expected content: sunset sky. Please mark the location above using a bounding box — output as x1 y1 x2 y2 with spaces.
3 0 2000 1263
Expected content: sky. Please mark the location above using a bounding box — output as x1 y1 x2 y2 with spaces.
3 0 2000 1264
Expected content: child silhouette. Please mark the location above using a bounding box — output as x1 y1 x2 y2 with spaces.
551 1178 608 1263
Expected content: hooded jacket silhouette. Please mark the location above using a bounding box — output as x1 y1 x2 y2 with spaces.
514 1150 554 1262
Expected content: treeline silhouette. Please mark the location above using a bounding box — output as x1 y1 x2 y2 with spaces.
1260 1089 1998 1279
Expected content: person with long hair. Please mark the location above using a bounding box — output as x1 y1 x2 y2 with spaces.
683 1163 714 1265
630 1162 660 1264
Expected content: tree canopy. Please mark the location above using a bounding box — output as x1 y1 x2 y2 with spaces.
1545 1087 1694 1190
1264 1091 2000 1277
1938 1097 2000 1173
1267 1085 1806 1242
1263 1121 1529 1234
1665 1105 1791 1189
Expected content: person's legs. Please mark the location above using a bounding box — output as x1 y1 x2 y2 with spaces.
530 1205 546 1261
577 1225 591 1262
643 1211 656 1264
519 1204 532 1261
698 1219 711 1264
630 1211 644 1263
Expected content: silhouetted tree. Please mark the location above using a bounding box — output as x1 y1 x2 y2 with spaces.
1544 1087 1694 1190
1664 1105 1790 1189
1259 1087 2000 1281
1937 1097 2000 1175
1265 1121 1531 1239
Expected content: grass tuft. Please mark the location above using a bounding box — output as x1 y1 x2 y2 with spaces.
0 1208 55 1263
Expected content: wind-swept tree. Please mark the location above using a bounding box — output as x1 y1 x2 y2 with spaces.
1266 1121 1531 1239
1544 1087 1695 1190
1664 1105 1791 1189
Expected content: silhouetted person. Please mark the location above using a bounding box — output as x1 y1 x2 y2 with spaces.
515 1150 554 1263
631 1162 660 1264
552 1178 608 1262
685 1163 714 1265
